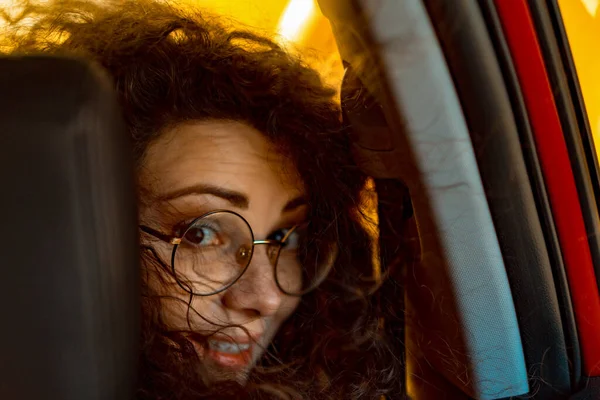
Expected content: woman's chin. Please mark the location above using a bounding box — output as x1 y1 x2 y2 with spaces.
206 363 251 385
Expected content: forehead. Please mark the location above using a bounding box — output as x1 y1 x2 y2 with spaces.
139 120 304 200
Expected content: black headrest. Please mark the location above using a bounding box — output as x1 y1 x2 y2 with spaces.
0 56 139 400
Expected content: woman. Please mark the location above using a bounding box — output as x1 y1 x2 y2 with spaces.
3 1 405 398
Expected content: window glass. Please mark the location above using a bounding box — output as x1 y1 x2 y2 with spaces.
558 0 600 155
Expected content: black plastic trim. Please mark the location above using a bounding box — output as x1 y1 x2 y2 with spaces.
478 0 582 390
545 0 600 300
528 0 600 307
569 376 600 399
425 0 572 396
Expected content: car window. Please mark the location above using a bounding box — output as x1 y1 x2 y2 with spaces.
558 0 600 155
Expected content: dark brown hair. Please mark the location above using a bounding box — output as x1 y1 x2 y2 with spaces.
2 1 406 398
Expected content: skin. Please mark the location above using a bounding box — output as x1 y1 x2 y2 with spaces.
138 120 305 382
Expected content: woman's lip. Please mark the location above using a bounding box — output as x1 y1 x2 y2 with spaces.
206 346 252 369
209 334 260 344
187 330 263 345
189 337 255 369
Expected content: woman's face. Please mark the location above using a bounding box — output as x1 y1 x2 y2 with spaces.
138 120 304 382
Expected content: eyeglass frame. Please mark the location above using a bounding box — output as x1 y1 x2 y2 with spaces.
139 209 333 297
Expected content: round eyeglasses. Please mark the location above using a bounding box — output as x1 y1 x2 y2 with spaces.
140 210 337 296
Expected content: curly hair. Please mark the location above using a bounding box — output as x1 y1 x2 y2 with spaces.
2 1 406 398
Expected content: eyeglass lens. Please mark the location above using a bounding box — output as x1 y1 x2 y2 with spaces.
172 211 334 296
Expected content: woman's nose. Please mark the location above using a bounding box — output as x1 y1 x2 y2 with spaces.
221 246 283 316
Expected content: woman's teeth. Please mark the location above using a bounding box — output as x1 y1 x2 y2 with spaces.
208 340 250 354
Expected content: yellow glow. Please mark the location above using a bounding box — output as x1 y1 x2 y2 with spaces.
188 0 288 32
559 0 600 157
277 0 315 42
1 0 343 85
582 0 599 17
360 178 381 282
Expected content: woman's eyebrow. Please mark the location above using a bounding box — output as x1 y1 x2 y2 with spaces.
283 196 306 212
158 183 249 209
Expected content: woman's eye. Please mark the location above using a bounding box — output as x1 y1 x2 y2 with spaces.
270 228 301 250
183 225 220 246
